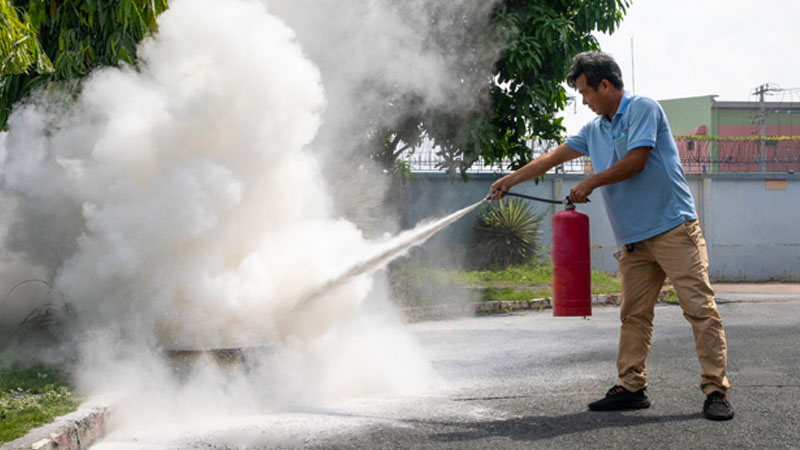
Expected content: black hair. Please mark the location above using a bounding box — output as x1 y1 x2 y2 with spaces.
566 51 624 90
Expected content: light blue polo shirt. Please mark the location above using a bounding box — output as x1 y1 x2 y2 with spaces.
565 91 697 245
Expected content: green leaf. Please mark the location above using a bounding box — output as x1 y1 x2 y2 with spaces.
0 0 169 130
470 198 543 268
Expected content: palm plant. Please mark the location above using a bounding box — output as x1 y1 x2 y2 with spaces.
470 197 542 269
0 280 74 351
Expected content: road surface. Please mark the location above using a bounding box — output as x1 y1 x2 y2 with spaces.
92 298 800 449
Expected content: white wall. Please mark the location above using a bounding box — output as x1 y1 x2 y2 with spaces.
400 172 800 281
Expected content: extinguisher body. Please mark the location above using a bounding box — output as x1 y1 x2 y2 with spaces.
551 208 591 316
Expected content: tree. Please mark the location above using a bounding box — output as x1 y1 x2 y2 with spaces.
0 0 53 75
1 0 629 176
371 0 630 179
0 0 168 130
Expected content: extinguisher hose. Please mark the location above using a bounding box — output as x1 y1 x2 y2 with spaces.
503 192 565 204
501 191 590 205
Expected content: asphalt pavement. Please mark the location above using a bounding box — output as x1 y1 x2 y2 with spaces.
88 292 800 450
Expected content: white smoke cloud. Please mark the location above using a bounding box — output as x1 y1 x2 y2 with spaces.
265 0 500 235
2 0 437 409
6 0 365 346
266 0 498 118
0 0 503 439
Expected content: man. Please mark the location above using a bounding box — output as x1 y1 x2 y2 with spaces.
488 51 734 421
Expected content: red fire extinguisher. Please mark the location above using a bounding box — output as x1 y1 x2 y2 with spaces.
551 203 591 317
501 192 591 317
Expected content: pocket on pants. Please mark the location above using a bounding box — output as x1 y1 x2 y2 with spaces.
682 220 704 247
682 220 710 266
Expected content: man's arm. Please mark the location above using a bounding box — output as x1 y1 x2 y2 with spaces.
488 144 583 200
569 146 650 203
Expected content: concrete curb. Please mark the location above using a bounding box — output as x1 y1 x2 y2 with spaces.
471 292 627 314
401 284 800 319
715 294 800 304
1 402 110 450
402 290 676 320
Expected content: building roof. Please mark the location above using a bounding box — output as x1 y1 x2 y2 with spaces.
658 94 800 111
712 100 800 111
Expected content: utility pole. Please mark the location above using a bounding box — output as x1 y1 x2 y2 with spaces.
752 83 781 171
630 37 635 95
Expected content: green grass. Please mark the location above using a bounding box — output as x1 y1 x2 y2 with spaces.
661 287 680 304
0 365 80 444
444 263 553 286
591 270 622 295
389 261 622 305
479 287 553 302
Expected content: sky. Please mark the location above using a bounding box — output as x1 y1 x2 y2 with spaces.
560 0 800 136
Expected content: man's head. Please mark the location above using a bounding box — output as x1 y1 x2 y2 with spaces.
566 51 624 118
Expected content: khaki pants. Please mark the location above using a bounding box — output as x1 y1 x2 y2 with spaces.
617 220 730 395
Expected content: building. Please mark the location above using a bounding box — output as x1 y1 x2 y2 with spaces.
659 94 800 173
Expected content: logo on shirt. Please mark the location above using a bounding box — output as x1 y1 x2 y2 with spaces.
613 128 629 143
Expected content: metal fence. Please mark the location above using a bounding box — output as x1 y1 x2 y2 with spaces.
406 148 589 174
408 138 800 175
677 138 800 174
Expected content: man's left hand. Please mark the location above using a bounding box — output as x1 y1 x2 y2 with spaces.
569 179 594 203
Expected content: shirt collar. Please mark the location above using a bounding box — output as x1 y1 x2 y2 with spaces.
613 91 632 119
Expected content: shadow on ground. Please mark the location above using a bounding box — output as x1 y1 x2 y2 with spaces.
418 411 701 443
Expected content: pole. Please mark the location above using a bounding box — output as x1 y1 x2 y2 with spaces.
753 83 782 172
630 37 636 95
758 84 766 172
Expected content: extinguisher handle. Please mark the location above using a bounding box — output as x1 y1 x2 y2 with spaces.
564 196 591 207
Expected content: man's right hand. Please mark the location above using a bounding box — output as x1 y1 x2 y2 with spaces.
488 175 515 200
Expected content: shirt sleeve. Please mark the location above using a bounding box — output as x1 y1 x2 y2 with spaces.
565 123 590 155
626 98 659 150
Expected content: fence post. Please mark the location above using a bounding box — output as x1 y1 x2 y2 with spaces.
553 176 563 216
702 175 713 262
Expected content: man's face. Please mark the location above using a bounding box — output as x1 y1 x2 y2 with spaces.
575 73 609 117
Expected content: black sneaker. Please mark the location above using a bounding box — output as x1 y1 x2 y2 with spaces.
588 385 651 411
703 391 734 421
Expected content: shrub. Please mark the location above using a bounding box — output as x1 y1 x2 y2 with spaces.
0 364 80 444
469 198 543 269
